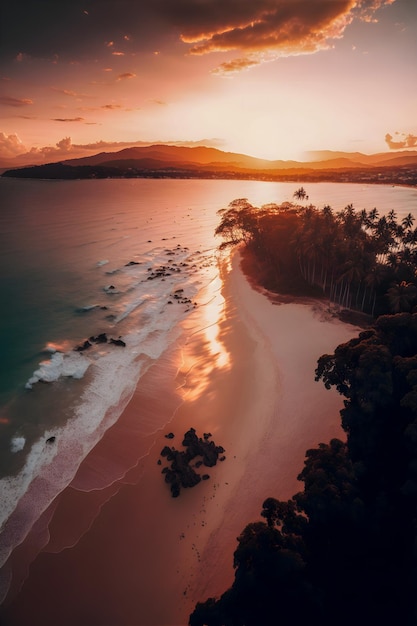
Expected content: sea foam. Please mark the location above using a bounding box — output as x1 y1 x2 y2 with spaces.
0 242 219 574
10 437 25 453
25 352 91 389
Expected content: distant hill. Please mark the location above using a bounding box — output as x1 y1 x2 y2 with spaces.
2 144 417 185
63 144 416 171
64 145 296 170
305 149 417 167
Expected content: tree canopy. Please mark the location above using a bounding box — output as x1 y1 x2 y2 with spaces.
190 197 417 626
215 197 417 316
190 313 417 625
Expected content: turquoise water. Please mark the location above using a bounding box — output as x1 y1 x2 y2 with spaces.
0 177 416 572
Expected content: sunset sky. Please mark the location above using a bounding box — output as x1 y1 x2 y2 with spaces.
0 0 416 165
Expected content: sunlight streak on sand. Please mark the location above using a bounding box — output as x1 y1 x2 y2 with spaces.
201 275 230 370
179 266 231 403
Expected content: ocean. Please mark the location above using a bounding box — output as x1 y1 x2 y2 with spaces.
0 177 416 585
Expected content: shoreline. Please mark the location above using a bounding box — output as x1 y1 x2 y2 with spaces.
0 249 361 626
2 168 416 190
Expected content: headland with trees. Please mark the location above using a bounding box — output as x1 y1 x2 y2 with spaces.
189 191 417 626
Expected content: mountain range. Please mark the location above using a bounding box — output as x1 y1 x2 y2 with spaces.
2 144 417 182
65 145 417 171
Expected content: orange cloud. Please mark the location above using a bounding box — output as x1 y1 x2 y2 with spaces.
385 132 417 150
0 96 33 107
175 0 395 72
116 72 136 81
212 56 262 75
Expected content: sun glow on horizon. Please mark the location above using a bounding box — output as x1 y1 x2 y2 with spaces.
0 0 415 165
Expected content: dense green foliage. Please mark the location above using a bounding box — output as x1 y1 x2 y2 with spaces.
215 196 417 315
190 313 417 625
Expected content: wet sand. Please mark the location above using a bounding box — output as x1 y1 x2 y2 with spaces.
0 251 360 626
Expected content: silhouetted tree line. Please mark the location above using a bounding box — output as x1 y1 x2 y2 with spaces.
190 313 417 626
215 195 417 316
190 199 417 625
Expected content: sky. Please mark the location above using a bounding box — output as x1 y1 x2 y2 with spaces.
0 0 416 165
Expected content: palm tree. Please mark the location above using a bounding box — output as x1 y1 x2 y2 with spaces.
365 264 386 316
293 187 308 202
368 207 380 226
386 281 417 313
337 256 364 309
359 208 369 230
402 213 415 230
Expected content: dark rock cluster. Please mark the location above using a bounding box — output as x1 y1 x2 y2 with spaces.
167 288 196 309
74 333 126 351
160 428 226 497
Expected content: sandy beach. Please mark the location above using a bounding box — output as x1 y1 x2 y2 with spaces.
0 250 361 626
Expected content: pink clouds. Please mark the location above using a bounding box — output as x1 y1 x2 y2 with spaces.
116 72 136 81
0 132 26 157
0 135 226 165
0 96 33 107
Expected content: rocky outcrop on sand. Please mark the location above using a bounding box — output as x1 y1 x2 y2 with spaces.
160 428 226 497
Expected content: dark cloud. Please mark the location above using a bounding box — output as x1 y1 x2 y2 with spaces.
52 117 85 122
177 0 396 68
0 96 33 107
0 0 395 69
385 132 417 150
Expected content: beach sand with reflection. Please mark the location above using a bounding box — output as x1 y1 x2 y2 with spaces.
1 250 360 626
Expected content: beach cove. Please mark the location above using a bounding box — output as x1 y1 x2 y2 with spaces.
0 247 361 626
1 179 416 625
